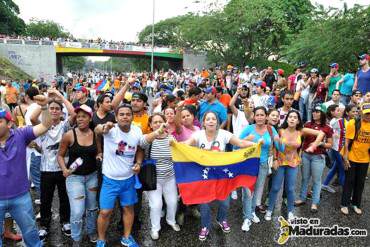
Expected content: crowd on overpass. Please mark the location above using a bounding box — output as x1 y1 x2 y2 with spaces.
0 53 369 247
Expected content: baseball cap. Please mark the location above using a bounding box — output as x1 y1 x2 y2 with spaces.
131 92 148 103
312 103 324 112
310 68 319 74
329 63 339 69
255 80 267 88
74 104 93 117
96 92 113 104
204 86 217 94
132 82 141 88
358 53 369 60
352 90 362 96
362 103 370 114
244 65 250 69
277 69 284 76
0 109 13 121
74 85 88 94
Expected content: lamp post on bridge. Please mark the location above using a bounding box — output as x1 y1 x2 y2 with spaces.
151 0 155 73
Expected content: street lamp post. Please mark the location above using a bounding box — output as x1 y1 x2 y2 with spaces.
151 0 155 73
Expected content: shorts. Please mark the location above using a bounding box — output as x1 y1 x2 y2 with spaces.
99 175 137 209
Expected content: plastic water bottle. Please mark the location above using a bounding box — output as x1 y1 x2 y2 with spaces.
134 174 142 189
69 157 83 173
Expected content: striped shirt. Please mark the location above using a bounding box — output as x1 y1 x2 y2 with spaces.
141 136 174 180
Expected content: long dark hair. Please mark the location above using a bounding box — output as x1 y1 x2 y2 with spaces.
326 104 339 120
280 110 303 130
311 109 327 126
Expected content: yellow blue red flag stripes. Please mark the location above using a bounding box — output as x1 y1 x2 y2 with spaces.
171 142 261 205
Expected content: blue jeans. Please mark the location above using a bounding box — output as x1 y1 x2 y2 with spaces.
30 152 41 195
268 166 298 213
242 187 253 220
323 150 345 186
252 162 269 211
299 97 308 123
66 171 98 241
299 153 325 205
0 192 42 247
200 196 230 229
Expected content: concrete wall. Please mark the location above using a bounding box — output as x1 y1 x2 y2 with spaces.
0 43 56 82
183 51 209 70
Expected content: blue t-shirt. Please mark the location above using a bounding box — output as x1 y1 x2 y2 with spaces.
340 73 354 96
357 69 370 95
198 100 227 124
239 124 279 164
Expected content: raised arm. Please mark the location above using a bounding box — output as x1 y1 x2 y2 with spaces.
229 88 240 116
352 72 358 91
32 95 52 137
229 135 255 148
174 107 183 134
112 79 130 110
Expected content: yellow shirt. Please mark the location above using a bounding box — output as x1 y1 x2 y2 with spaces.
346 119 370 163
133 113 150 134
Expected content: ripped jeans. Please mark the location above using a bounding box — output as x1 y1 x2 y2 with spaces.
66 171 98 241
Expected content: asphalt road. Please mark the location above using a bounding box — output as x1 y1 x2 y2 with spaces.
4 168 369 247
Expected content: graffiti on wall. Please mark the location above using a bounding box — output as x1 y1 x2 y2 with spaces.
8 50 27 66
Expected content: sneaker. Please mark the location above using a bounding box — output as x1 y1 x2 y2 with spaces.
241 219 251 232
256 205 266 214
168 223 180 232
177 213 184 226
321 185 336 193
150 230 159 240
89 234 98 243
231 190 238 200
217 220 231 233
288 212 295 221
251 212 260 223
310 204 318 213
352 206 362 215
34 199 41 205
38 228 48 241
120 235 139 247
72 241 81 247
96 240 106 247
61 223 71 237
341 207 349 215
198 227 209 241
35 212 41 221
264 211 272 221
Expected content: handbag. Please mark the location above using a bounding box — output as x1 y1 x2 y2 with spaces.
138 143 157 191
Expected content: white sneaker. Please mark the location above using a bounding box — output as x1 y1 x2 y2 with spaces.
62 223 71 236
264 211 272 221
38 228 48 240
288 212 295 221
150 230 159 240
168 223 181 232
252 212 260 223
241 219 251 232
231 190 238 200
34 199 41 205
36 212 41 221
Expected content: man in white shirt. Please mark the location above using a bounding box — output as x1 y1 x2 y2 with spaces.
95 104 144 247
324 89 345 112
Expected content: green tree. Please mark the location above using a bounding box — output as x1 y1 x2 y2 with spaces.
25 18 70 39
62 56 86 71
0 0 26 35
283 5 370 72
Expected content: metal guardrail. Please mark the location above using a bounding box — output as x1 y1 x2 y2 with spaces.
0 38 181 54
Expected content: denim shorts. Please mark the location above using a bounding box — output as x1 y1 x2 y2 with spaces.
99 175 137 209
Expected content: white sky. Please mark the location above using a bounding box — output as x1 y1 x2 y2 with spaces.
14 0 369 42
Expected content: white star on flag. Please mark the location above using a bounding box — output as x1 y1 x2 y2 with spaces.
223 168 229 173
228 172 234 178
202 173 208 179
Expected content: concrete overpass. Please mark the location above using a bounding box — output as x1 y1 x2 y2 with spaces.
0 39 208 82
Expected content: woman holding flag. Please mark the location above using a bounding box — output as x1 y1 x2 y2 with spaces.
183 111 255 241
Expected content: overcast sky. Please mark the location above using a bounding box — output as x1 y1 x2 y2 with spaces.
13 0 369 42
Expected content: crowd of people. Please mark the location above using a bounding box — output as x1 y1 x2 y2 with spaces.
0 53 369 247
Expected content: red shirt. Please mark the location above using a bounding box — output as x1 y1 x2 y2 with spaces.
302 122 333 155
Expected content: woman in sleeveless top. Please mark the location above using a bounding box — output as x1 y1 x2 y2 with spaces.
12 93 29 127
57 105 99 245
265 110 325 221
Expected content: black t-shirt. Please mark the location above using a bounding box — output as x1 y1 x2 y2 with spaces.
73 98 95 111
91 111 116 130
265 74 276 89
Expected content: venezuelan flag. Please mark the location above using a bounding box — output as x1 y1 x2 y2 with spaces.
171 142 261 205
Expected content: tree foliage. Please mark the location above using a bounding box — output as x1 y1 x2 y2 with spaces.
24 18 70 39
62 57 86 72
0 0 26 35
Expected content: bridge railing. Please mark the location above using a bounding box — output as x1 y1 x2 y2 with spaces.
0 38 182 54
